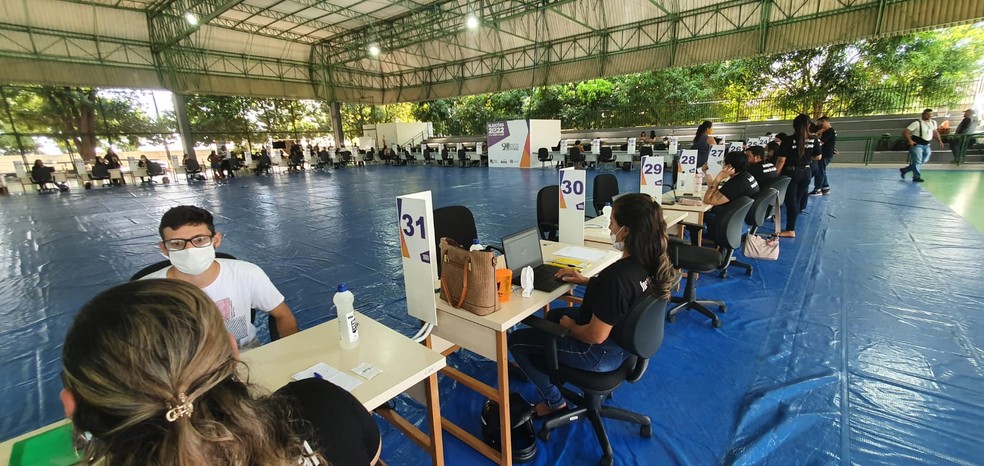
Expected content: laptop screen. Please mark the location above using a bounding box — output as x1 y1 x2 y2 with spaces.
502 227 544 274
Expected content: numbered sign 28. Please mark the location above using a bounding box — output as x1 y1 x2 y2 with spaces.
706 145 726 179
396 191 438 325
678 149 698 174
639 155 665 201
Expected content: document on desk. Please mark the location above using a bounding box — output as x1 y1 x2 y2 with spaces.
554 246 608 262
293 362 363 392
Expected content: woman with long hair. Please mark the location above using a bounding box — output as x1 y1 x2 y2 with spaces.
675 120 716 187
60 279 380 466
774 114 821 238
509 193 678 415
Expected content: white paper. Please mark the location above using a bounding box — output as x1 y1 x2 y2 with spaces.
293 362 363 392
351 362 383 380
554 246 607 262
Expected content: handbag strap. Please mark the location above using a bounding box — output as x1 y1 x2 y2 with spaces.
440 252 469 308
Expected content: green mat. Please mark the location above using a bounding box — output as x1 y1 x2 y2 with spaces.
8 423 80 466
920 170 984 234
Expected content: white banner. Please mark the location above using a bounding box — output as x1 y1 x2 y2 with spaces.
487 120 532 168
397 191 439 326
558 168 586 245
627 137 637 154
640 155 664 203
707 145 726 179
678 149 698 194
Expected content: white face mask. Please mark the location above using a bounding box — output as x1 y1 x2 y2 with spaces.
610 226 625 251
168 245 216 275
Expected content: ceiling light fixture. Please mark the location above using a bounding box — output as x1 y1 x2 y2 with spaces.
185 12 198 26
368 44 381 57
465 15 480 29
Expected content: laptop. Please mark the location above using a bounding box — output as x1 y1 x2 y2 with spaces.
501 227 566 292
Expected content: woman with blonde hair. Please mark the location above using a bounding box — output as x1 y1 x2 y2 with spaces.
60 279 380 466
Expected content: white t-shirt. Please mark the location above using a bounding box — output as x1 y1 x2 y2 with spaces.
906 119 937 144
142 258 285 346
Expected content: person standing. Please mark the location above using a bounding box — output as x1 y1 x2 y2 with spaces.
775 114 820 238
950 109 979 163
810 116 836 195
900 109 944 183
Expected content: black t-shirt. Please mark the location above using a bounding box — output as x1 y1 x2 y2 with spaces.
777 137 820 168
275 378 380 466
690 136 711 167
578 257 649 330
819 128 836 158
717 171 759 202
747 162 778 187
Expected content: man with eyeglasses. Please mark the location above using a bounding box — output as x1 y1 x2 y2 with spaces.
142 205 298 347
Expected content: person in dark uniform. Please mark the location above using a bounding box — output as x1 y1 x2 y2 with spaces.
701 151 760 235
745 145 778 188
775 114 821 238
810 116 836 195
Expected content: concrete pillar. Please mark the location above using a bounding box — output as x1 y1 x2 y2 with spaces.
329 101 344 148
172 94 196 158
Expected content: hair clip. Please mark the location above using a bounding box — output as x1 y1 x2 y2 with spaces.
165 393 194 422
299 440 321 466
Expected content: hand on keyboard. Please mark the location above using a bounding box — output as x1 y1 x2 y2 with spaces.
555 267 588 286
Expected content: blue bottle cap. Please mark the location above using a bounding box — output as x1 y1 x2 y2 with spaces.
337 283 348 292
605 202 611 206
472 239 480 244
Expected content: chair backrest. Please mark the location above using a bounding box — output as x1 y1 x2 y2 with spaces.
768 176 791 203
746 187 778 227
319 152 331 163
32 166 54 182
640 146 654 156
611 294 668 359
186 158 201 171
433 205 479 276
537 147 550 161
457 149 467 160
600 146 614 162
536 185 560 240
592 174 619 214
147 162 164 176
91 164 110 178
708 196 754 250
568 147 582 162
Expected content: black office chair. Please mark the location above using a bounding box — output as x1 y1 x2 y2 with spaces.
457 149 468 167
316 152 332 169
536 185 560 241
130 252 280 341
520 294 668 466
537 148 552 168
592 174 619 216
667 196 754 328
146 161 165 184
440 148 451 166
403 149 416 165
640 146 654 157
433 205 504 277
31 167 55 193
89 164 112 186
726 187 778 277
185 157 204 182
340 151 354 166
567 147 584 169
423 148 435 165
598 147 616 171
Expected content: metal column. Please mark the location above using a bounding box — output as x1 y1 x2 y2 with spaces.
172 93 196 158
330 101 344 148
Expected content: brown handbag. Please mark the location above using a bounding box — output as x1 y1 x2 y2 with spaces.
439 237 501 316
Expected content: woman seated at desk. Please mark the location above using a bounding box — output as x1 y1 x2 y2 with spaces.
59 279 381 466
509 194 678 416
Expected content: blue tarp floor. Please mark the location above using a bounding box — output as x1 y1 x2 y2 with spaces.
1 166 982 465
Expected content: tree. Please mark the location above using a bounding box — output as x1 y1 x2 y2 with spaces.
185 95 252 146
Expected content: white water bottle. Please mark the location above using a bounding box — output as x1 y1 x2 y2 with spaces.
694 172 705 193
602 202 612 220
470 239 485 251
334 284 359 350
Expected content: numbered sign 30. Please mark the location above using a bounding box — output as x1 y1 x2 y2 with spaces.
640 155 665 202
559 171 586 211
558 167 586 245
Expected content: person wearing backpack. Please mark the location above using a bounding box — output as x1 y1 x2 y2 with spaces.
900 109 944 183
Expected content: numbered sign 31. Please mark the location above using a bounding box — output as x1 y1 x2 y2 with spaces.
396 191 438 326
640 155 665 202
558 167 586 245
707 145 726 179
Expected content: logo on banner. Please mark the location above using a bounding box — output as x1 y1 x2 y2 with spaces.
487 122 506 136
501 143 520 151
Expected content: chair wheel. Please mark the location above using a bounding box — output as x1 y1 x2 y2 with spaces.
599 456 614 466
720 270 728 278
666 314 676 323
641 424 652 437
538 429 550 441
719 305 727 313
745 269 753 276
712 320 722 328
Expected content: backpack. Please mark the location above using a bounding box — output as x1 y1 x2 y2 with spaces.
480 392 537 463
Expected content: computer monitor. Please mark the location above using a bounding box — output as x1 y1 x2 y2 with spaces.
502 227 544 275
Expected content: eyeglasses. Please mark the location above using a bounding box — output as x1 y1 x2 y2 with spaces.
162 234 214 251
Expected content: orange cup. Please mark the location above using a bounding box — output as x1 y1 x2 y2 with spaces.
495 268 513 302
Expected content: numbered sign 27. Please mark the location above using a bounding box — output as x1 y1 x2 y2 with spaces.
639 155 665 202
706 145 726 179
396 192 438 325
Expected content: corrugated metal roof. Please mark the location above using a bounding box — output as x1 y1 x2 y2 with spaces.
0 0 980 100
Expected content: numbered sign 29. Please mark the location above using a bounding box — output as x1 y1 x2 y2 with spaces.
558 167 586 245
639 155 665 202
706 145 726 179
396 191 438 325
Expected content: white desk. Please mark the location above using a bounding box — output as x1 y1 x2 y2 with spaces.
1 315 446 466
242 314 447 466
661 192 713 243
583 210 689 249
430 241 620 466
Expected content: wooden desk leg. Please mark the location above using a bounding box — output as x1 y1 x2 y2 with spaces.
496 330 513 466
424 336 445 466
